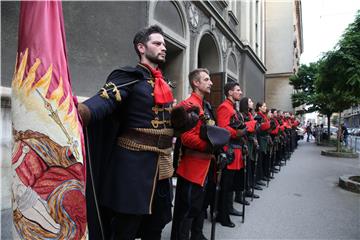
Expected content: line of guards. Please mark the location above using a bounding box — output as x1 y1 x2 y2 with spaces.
79 26 301 239
171 81 300 240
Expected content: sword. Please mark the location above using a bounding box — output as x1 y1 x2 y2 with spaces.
35 89 80 161
241 145 248 223
210 153 226 240
252 145 259 202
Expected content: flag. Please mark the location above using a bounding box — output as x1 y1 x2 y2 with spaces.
11 1 87 239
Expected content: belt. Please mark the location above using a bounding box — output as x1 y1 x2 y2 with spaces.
119 129 173 149
183 148 214 159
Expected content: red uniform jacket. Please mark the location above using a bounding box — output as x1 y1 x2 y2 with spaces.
270 117 280 136
217 99 244 170
291 118 300 128
284 118 292 129
176 92 213 186
256 111 271 131
244 112 257 133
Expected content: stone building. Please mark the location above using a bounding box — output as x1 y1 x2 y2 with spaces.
343 106 360 128
1 0 268 217
2 1 267 107
265 0 303 112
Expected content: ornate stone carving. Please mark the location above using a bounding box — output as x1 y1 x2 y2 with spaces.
221 36 227 53
188 3 199 28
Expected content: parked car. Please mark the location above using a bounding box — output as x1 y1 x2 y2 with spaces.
296 126 305 140
323 126 338 136
348 128 355 135
353 128 360 136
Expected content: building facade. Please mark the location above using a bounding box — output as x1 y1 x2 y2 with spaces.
343 105 360 128
1 0 267 211
264 0 303 112
2 1 267 106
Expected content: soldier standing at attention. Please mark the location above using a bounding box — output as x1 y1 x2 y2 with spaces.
171 68 217 240
215 82 246 228
254 102 271 186
78 25 180 240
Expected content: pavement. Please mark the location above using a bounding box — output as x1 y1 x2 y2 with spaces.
1 140 359 239
162 140 360 239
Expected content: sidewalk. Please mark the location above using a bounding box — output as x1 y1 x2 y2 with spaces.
163 140 360 239
2 140 359 239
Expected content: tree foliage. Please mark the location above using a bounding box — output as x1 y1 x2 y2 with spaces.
289 62 318 110
336 10 360 96
289 10 360 117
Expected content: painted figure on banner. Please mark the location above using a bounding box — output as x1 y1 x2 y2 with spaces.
11 1 87 239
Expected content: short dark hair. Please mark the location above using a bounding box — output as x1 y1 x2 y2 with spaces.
270 108 277 114
224 81 240 97
133 25 164 58
188 68 210 90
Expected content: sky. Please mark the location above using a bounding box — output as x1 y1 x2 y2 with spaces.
300 0 360 65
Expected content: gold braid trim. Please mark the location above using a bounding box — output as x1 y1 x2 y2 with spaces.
118 128 174 180
133 127 174 136
99 81 122 102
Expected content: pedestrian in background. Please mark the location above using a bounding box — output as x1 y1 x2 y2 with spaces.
341 124 349 147
306 123 312 142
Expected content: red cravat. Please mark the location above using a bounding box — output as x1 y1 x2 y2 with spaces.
142 63 174 105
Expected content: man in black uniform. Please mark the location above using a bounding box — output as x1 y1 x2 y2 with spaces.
78 25 176 240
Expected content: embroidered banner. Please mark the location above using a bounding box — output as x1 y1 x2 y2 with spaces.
11 1 87 239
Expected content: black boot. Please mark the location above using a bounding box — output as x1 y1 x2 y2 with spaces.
234 192 250 205
245 190 259 199
171 218 192 240
191 212 207 240
227 191 242 216
234 191 241 203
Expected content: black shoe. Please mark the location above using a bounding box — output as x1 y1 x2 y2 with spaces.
271 169 279 173
252 193 260 198
197 233 208 240
201 234 208 240
269 176 275 179
229 208 243 216
257 181 266 186
261 177 270 181
245 191 260 198
219 221 235 228
253 185 263 190
234 198 250 205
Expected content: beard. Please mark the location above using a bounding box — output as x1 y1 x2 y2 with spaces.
145 52 166 65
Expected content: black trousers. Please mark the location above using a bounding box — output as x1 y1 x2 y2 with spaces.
246 155 253 190
101 179 172 240
263 151 271 178
171 176 209 240
217 169 235 223
256 151 265 181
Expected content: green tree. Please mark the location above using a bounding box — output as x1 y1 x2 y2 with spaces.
316 50 360 150
289 62 318 112
335 10 360 96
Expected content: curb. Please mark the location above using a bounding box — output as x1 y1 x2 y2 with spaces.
321 150 359 158
339 175 360 194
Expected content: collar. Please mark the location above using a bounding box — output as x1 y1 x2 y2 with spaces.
136 63 152 78
190 92 204 105
225 98 235 107
257 111 268 120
